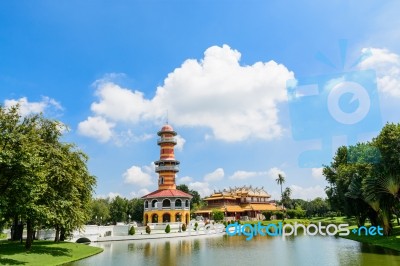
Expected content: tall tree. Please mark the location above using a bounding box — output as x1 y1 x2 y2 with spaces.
275 174 285 205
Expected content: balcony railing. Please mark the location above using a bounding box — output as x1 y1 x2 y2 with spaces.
155 165 179 172
157 137 177 144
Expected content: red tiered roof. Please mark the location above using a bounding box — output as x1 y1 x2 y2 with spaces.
141 189 193 199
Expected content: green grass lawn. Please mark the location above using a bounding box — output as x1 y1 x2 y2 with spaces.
0 240 103 266
342 224 400 252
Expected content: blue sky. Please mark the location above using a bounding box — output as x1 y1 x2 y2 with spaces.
1 1 400 200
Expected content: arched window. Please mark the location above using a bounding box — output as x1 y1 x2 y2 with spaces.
175 199 182 208
163 213 171 223
185 200 189 208
162 199 171 208
144 201 149 208
151 200 158 208
159 177 164 185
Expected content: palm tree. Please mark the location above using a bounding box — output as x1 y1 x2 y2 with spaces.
276 174 285 219
282 187 292 209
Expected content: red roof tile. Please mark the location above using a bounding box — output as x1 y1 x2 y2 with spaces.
141 189 193 199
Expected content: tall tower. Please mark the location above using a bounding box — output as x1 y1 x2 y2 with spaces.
155 124 179 190
141 124 192 225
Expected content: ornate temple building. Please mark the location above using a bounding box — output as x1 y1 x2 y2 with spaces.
142 124 192 225
195 186 281 221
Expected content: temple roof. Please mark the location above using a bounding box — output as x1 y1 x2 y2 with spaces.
141 189 193 199
204 185 271 200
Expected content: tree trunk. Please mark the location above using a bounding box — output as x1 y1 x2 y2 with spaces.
11 216 18 241
60 227 66 241
25 219 33 250
54 225 60 242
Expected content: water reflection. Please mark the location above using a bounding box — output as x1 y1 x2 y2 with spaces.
67 234 400 266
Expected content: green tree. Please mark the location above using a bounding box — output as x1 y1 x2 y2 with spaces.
275 174 285 220
90 198 110 225
0 105 96 248
109 196 128 224
212 209 224 222
128 198 144 223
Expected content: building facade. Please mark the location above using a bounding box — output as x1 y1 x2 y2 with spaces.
142 124 192 225
195 186 281 221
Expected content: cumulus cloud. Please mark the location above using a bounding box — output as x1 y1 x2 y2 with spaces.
188 181 212 197
175 135 186 151
91 81 151 122
229 170 266 180
357 47 400 97
130 188 151 198
80 45 294 143
177 176 193 183
204 168 224 182
4 96 62 116
290 185 326 200
123 163 155 187
77 116 115 142
95 192 121 200
267 167 286 180
311 167 324 180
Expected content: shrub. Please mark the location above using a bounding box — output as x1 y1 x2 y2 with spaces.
194 222 198 230
129 226 136 235
182 223 187 232
262 211 273 221
165 224 171 233
145 225 151 234
212 209 224 222
274 211 284 220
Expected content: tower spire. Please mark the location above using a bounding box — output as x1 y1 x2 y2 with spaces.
155 124 179 190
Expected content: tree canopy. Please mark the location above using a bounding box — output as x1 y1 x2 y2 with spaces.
0 105 96 248
324 123 400 235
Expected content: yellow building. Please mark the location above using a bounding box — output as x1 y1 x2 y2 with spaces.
142 124 192 225
195 186 281 221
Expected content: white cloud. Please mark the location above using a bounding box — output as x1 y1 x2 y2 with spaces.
267 167 286 180
107 192 122 200
357 47 400 97
123 163 155 187
91 81 151 123
77 116 115 142
80 45 295 142
290 185 326 200
311 167 324 180
95 192 121 200
229 170 266 180
188 181 212 197
177 176 193 183
175 135 186 151
204 168 224 182
4 96 62 116
130 188 150 198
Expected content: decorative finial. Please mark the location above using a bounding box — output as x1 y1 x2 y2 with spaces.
166 109 169 125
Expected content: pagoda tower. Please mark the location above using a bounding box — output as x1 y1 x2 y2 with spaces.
142 124 192 226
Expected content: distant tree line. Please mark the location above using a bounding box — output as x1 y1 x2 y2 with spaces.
324 123 400 235
0 105 96 249
89 196 144 225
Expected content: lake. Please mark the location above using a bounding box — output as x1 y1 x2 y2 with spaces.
67 234 400 266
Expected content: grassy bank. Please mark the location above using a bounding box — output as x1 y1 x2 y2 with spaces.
342 224 400 252
0 240 103 266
